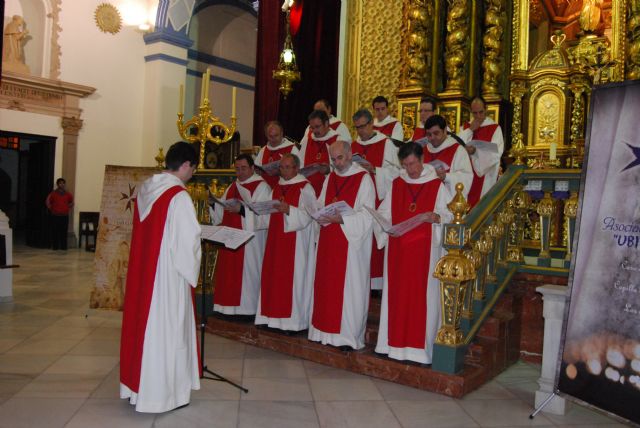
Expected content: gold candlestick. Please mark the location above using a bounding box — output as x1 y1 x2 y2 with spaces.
177 77 237 170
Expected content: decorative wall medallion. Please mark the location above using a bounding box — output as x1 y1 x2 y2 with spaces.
95 3 122 34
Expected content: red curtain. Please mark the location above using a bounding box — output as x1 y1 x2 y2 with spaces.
252 0 342 145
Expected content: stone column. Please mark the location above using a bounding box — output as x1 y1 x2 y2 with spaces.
61 116 83 246
535 284 570 415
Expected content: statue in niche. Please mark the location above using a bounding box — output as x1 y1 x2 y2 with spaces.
2 15 31 75
579 0 604 34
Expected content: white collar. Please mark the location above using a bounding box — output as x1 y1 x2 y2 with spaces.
427 136 458 153
278 174 308 185
356 131 386 145
373 115 397 127
400 166 438 184
311 128 339 142
334 162 366 177
238 173 264 186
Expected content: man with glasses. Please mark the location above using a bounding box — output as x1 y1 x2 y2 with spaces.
210 154 270 315
459 97 504 207
255 120 299 188
300 99 352 144
372 95 404 142
299 110 339 196
351 108 400 291
411 97 438 141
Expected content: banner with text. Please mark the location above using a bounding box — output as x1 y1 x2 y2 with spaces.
90 165 156 310
557 82 640 424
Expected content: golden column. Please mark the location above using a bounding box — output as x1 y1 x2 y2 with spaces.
627 0 640 80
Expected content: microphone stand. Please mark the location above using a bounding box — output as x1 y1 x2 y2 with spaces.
198 239 248 393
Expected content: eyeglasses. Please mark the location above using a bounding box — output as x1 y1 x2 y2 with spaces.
354 120 371 130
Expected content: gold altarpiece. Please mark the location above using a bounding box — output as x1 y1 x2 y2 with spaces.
341 0 640 158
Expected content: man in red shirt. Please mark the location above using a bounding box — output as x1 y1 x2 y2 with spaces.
46 178 74 250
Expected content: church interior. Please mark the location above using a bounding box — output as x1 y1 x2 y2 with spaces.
1 0 638 425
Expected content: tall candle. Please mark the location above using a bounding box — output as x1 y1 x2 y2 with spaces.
178 84 184 115
550 142 557 161
232 87 237 118
204 69 210 100
199 77 205 105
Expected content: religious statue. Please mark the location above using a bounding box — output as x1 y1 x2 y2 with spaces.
579 0 603 34
2 15 31 75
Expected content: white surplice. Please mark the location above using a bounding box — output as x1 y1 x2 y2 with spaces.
373 168 453 364
301 115 352 145
459 117 504 197
254 138 300 167
210 174 270 315
373 115 404 141
308 163 375 349
120 172 201 413
255 175 316 331
425 136 474 198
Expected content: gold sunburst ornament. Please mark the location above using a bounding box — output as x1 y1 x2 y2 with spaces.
95 3 122 34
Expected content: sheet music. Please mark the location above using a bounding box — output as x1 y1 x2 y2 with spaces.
427 159 450 172
302 192 355 224
365 206 426 237
300 163 324 177
351 154 373 169
235 184 253 204
244 199 280 215
210 195 241 209
468 139 499 153
257 159 281 175
200 225 254 250
414 136 430 147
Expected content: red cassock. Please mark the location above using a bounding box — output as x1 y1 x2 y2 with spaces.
302 133 338 196
463 122 500 207
374 121 398 138
213 180 263 308
386 178 440 348
260 180 308 319
425 141 458 166
411 126 426 141
351 140 386 287
312 171 368 333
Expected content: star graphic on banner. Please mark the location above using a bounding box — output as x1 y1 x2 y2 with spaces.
119 183 136 212
622 143 640 172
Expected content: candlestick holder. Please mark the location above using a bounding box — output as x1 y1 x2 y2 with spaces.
177 98 237 170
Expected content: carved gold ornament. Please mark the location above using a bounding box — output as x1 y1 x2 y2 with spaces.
95 3 122 34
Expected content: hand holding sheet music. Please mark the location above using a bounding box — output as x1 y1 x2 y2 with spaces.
243 199 281 215
300 163 328 177
256 159 281 176
467 139 499 153
427 159 450 172
301 190 355 226
365 206 433 237
200 225 254 249
209 194 242 210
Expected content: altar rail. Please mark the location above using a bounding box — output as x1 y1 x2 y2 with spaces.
432 165 581 374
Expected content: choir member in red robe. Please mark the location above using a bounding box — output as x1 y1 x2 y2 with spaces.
459 97 504 207
300 99 352 144
411 97 438 141
120 142 201 412
298 110 339 196
256 154 315 331
210 154 270 315
374 142 453 364
308 141 375 350
372 95 404 142
255 120 300 188
351 108 400 290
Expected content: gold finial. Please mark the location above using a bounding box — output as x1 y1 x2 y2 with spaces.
155 148 165 169
550 30 566 49
447 183 469 224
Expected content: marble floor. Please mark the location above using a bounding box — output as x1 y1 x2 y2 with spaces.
0 246 627 428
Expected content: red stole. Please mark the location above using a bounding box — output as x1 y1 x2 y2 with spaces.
260 180 307 317
312 171 367 333
213 180 263 306
260 145 295 188
387 177 441 348
351 140 386 280
425 143 458 169
330 121 343 131
374 121 397 137
464 123 499 207
120 185 184 393
304 133 338 196
412 127 426 141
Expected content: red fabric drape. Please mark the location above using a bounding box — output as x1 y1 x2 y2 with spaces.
253 0 342 144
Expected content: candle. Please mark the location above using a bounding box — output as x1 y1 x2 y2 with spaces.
232 87 237 118
178 84 184 115
204 69 210 100
199 76 205 105
550 142 557 161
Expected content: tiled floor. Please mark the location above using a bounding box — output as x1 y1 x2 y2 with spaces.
0 246 628 427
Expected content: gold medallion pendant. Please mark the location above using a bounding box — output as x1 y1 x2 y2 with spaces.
361 153 366 159
408 203 417 212
95 3 122 34
332 197 338 203
279 196 285 202
316 152 322 160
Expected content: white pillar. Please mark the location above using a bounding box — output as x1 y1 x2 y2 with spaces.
0 210 14 302
535 284 570 415
141 32 193 164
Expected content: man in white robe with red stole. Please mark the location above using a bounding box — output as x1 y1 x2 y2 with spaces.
374 142 453 364
300 99 352 144
423 114 473 199
210 154 270 315
255 120 300 188
120 142 201 413
372 95 404 142
411 97 438 141
256 154 315 331
308 140 375 350
298 109 339 196
351 108 400 291
458 97 504 207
